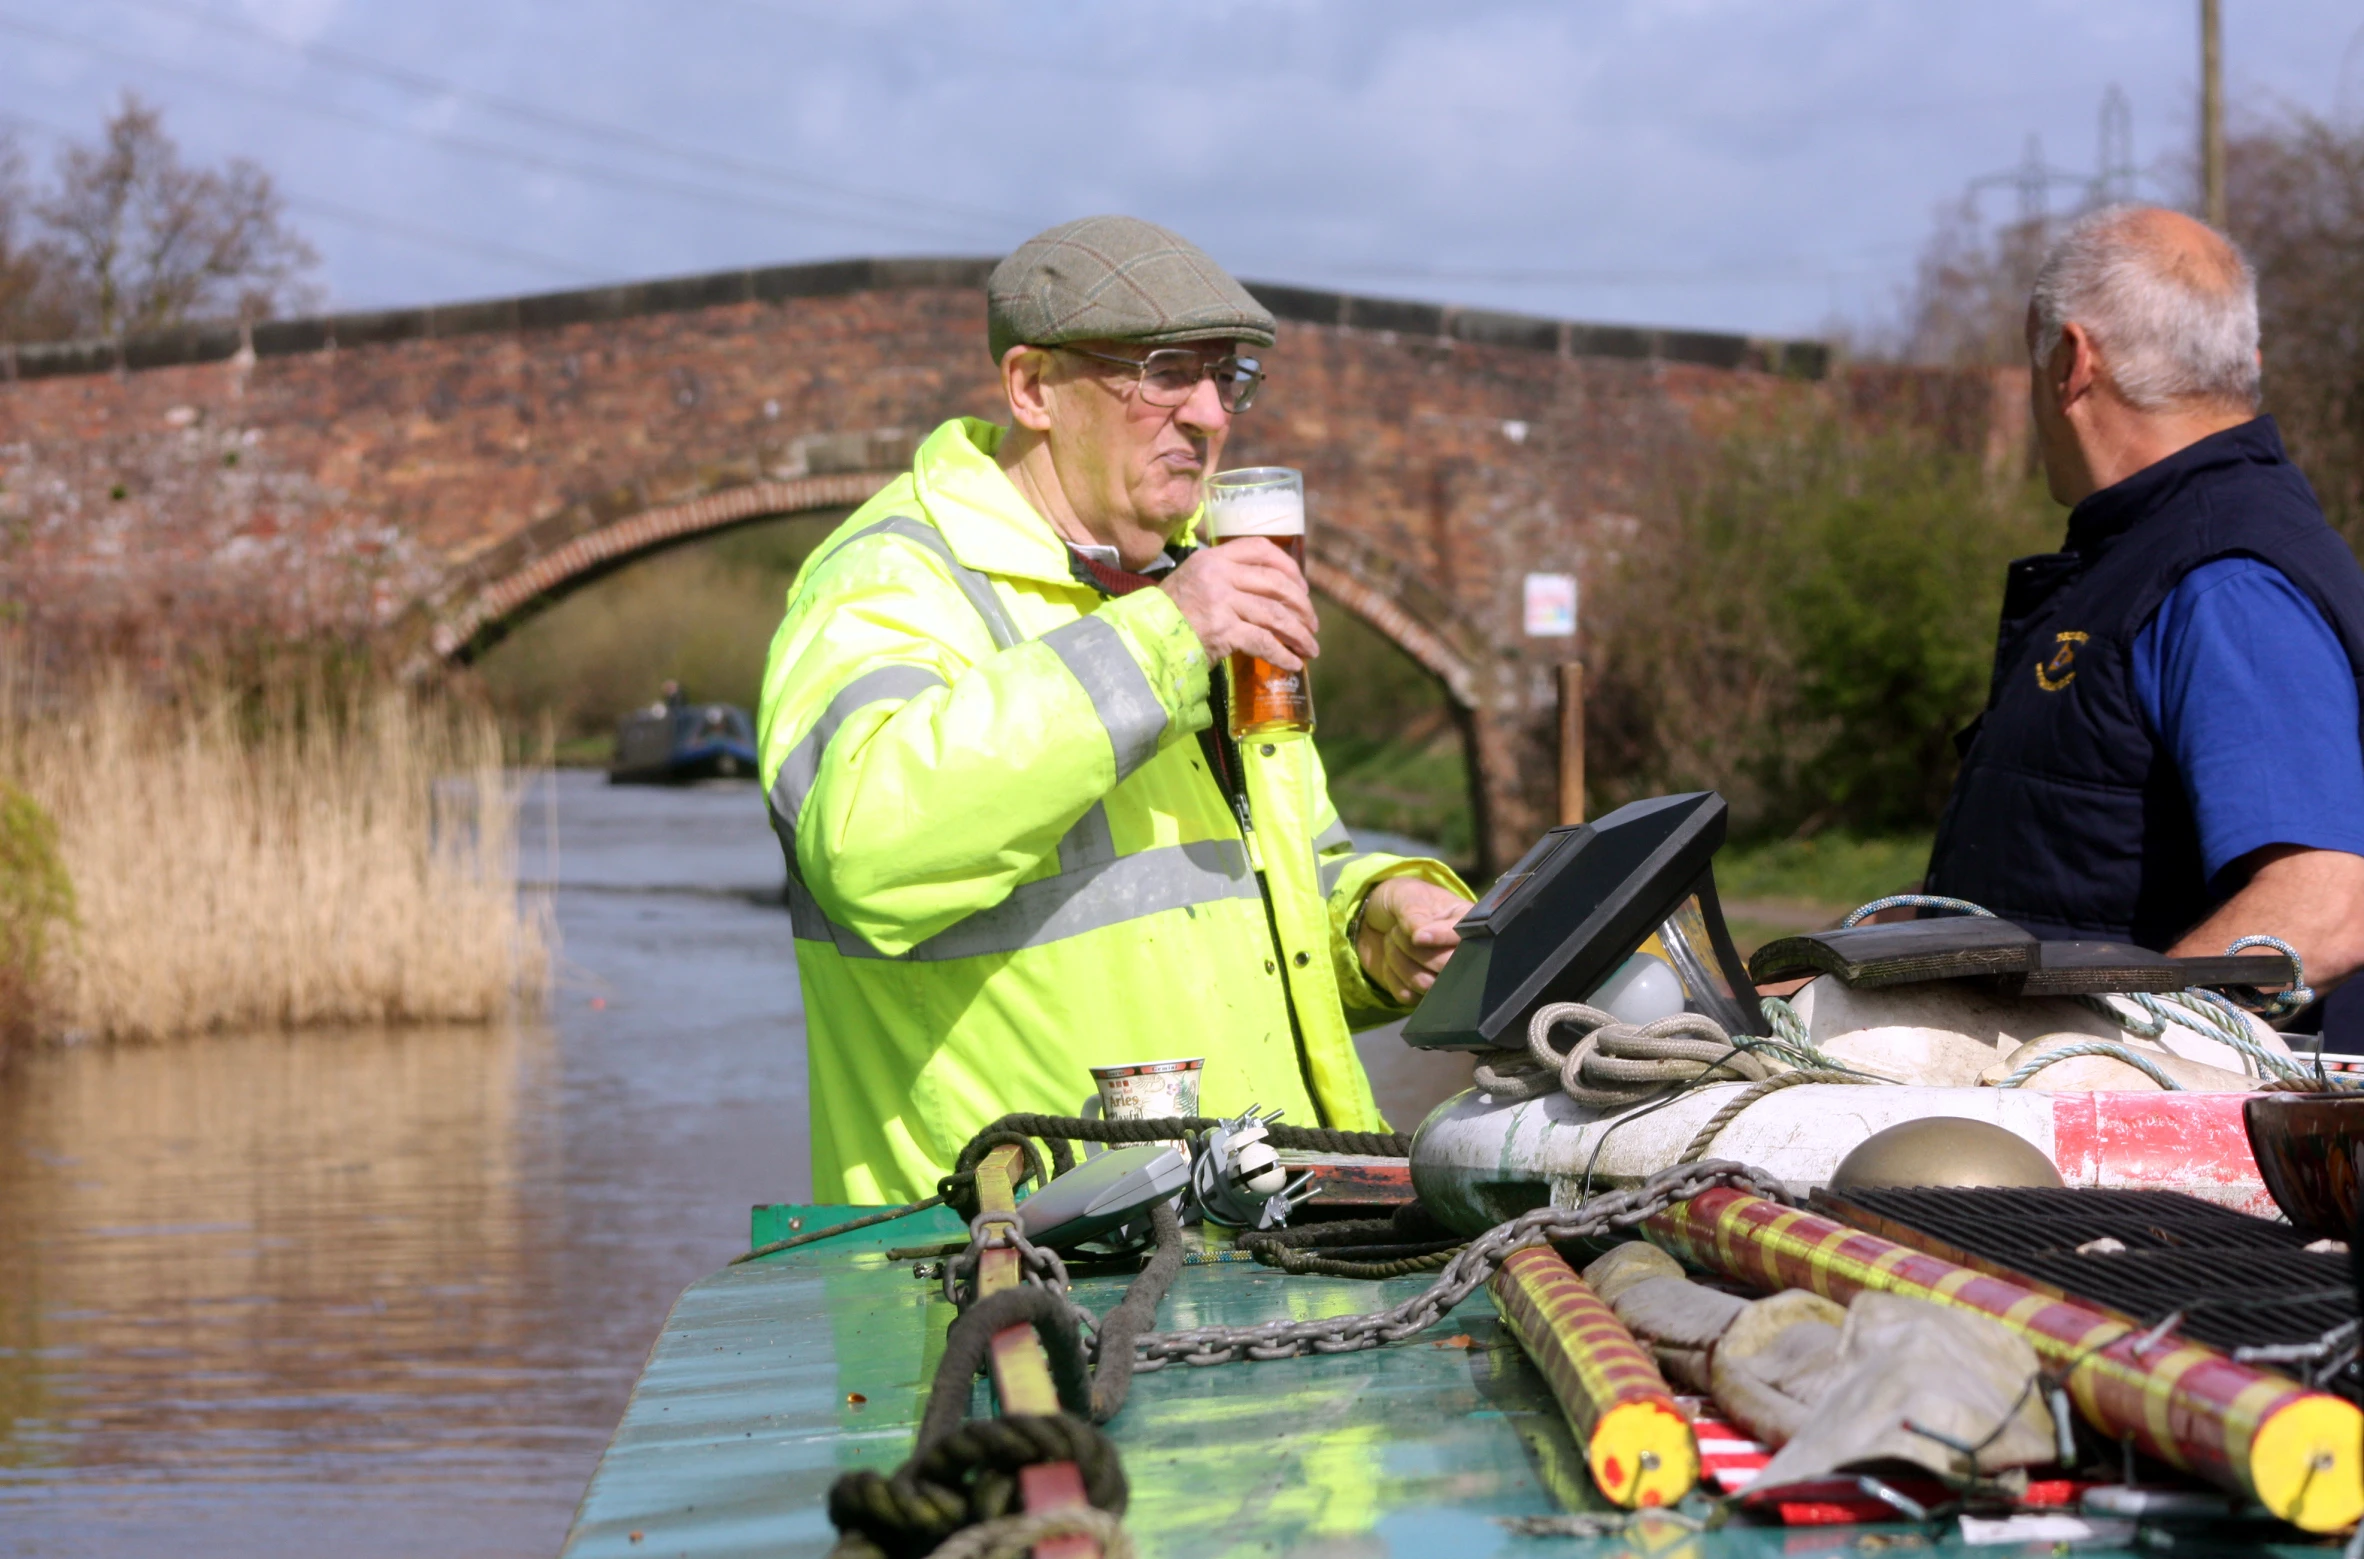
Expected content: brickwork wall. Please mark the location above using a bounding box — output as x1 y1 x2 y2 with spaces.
0 261 1824 868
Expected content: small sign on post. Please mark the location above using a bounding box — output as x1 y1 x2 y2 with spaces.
1524 573 1578 638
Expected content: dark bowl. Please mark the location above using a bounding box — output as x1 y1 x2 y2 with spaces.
2242 1093 2364 1241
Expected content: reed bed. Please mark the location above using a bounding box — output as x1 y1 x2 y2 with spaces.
3 665 550 1043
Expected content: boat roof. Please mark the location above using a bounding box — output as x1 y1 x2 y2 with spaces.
558 1203 2328 1557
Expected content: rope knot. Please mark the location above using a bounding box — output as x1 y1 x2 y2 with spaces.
826 1411 1127 1558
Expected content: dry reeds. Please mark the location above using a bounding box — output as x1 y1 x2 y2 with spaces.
3 660 549 1043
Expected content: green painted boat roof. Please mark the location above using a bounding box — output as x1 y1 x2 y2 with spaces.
558 1204 2328 1557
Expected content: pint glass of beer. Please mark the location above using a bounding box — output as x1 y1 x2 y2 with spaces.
1206 466 1315 738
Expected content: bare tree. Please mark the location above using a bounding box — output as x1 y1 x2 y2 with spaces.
1893 198 2055 369
1879 110 2364 553
0 136 74 343
2226 112 2364 544
22 94 317 341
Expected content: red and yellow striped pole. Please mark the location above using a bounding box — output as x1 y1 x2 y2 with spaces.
1490 1244 1698 1509
1645 1188 2361 1532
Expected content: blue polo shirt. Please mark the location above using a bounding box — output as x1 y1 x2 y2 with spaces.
2133 555 2364 892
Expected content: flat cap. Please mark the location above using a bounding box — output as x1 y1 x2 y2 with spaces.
987 214 1276 363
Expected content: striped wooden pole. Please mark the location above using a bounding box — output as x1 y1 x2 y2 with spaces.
1491 1245 1697 1509
974 1144 1101 1559
1644 1188 2362 1532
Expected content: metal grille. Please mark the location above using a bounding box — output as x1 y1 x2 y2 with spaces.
1815 1186 2357 1396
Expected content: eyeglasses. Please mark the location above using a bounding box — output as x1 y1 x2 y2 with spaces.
1057 345 1264 413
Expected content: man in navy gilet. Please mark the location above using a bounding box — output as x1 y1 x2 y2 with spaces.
1925 206 2364 1008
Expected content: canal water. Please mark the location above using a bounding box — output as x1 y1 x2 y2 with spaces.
0 769 1463 1556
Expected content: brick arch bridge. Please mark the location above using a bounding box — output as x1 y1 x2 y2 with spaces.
0 256 1827 871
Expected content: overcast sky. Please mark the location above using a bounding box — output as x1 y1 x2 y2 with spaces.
5 0 2362 341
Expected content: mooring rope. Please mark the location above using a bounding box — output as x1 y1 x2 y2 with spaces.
1840 893 1997 928
1674 1069 1884 1162
1469 892 2345 1116
1993 1040 2185 1092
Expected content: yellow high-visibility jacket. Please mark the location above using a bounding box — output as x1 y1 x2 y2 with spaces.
758 418 1469 1204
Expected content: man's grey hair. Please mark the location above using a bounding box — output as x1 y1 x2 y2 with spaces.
2029 205 2261 411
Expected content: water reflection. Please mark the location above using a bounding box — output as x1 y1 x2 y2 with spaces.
0 1025 552 1461
0 772 807 1558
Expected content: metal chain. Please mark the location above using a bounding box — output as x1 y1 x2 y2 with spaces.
1129 1161 1787 1368
943 1208 1073 1310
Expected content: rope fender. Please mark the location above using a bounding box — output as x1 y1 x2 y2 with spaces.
825 1413 1127 1559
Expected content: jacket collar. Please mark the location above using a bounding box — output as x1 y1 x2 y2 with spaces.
908 419 1075 586
2064 415 2287 555
910 418 1203 586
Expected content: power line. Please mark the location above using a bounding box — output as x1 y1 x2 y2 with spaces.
93 0 1033 233
1305 254 1896 289
0 8 1005 246
0 108 608 284
280 194 609 283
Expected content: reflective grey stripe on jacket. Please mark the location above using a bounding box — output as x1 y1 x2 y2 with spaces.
1312 819 1361 897
785 837 1259 960
775 510 1231 957
769 663 949 841
838 514 1023 649
1041 614 1166 782
1319 854 1378 899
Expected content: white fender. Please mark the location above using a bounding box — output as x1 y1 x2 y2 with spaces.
1407 1081 2274 1236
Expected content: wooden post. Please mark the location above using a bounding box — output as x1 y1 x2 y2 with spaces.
2201 0 2226 228
1557 663 1585 826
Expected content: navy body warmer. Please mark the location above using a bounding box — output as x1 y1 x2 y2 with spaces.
1926 417 2364 948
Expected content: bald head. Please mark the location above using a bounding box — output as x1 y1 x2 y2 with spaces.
2030 205 2260 413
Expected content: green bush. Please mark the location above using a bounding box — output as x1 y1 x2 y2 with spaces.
0 783 74 1044
1592 407 2058 840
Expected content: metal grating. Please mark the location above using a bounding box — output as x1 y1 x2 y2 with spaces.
1814 1186 2358 1398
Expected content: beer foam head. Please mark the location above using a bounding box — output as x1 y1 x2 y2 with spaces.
1206 468 1304 537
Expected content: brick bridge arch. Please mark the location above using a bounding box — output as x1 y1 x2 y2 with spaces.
0 255 1827 872
420 448 1489 711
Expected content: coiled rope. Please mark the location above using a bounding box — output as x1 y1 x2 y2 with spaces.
1472 1002 1847 1108
1460 894 2348 1132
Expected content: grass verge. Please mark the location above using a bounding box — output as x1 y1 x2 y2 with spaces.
1713 831 1932 955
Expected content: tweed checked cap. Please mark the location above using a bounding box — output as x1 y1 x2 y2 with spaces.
987 214 1276 363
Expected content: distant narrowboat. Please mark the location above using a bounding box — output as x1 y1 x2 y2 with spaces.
609 696 759 784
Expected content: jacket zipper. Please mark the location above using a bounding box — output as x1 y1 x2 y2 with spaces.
1201 678 1326 1123
1071 555 1327 1119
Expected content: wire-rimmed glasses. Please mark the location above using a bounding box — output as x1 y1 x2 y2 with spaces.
1058 345 1264 412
